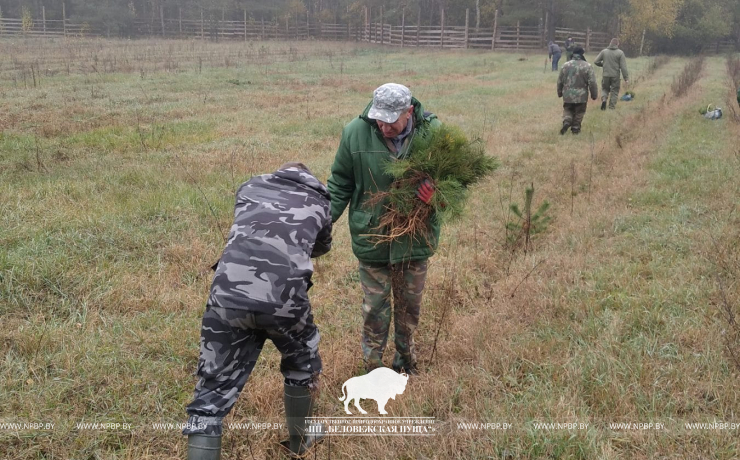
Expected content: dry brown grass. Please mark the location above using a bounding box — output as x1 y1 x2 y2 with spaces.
1 40 739 458
671 56 705 98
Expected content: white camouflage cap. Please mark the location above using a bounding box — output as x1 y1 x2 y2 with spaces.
368 83 412 123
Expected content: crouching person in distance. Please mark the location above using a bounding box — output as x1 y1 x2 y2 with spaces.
183 162 332 460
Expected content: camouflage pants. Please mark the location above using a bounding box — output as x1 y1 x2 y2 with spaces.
359 260 427 372
184 305 321 435
562 102 588 133
601 76 621 109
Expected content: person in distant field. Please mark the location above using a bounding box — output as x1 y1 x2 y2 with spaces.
182 163 332 460
557 47 598 135
548 41 563 71
565 36 576 61
594 38 630 110
327 83 442 376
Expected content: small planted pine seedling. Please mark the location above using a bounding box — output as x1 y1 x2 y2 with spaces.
506 183 552 254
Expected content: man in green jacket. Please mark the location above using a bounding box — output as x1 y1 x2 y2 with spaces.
328 83 441 375
594 38 630 110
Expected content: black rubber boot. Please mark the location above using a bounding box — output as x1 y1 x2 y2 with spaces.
601 100 607 111
187 434 221 460
282 385 325 458
393 363 419 375
559 123 571 135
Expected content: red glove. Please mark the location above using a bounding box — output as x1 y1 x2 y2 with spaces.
416 179 435 204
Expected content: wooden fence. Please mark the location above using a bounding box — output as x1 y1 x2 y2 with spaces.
361 22 610 52
0 16 610 52
0 17 91 37
714 38 738 54
0 8 735 54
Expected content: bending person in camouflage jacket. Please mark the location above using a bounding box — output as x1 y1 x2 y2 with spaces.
183 163 332 460
557 47 598 135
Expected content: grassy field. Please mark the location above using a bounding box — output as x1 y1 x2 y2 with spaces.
1 38 739 459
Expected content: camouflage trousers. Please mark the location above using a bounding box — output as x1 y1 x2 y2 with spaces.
562 102 588 133
601 76 621 109
184 304 321 435
359 260 428 372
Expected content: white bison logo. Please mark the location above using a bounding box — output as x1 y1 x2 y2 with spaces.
338 367 409 415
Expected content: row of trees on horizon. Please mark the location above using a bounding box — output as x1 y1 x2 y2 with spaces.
1 0 738 54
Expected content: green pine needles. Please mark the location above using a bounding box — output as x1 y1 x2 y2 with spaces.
506 183 552 253
369 124 499 244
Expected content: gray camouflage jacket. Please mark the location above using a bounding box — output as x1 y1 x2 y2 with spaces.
207 167 332 315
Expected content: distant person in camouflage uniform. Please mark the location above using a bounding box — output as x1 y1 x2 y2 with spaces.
548 41 563 71
594 38 630 110
183 163 332 460
565 36 576 61
328 83 441 375
557 47 598 135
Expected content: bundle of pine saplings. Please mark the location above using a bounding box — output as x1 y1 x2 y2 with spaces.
369 124 498 244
